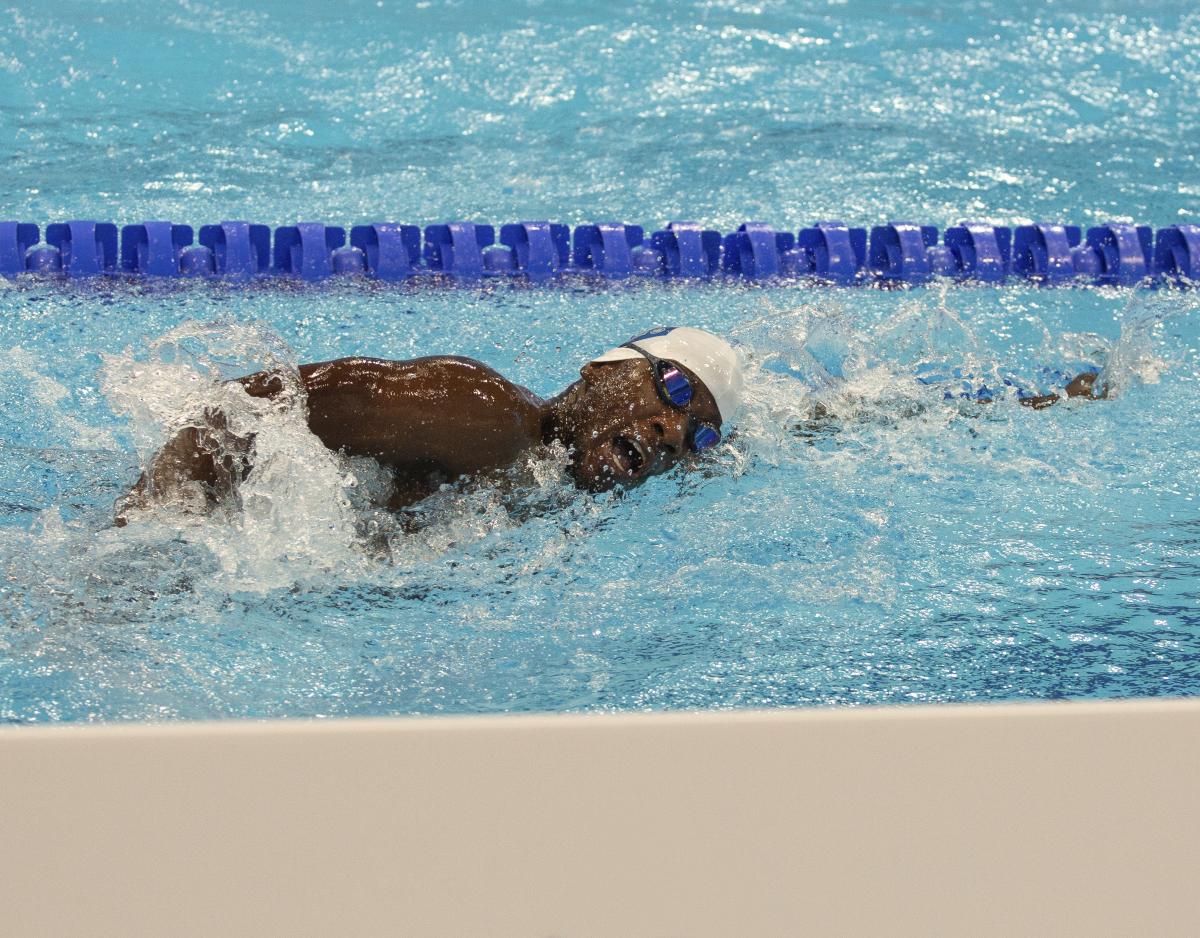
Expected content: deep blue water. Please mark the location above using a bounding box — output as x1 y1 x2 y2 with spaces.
0 0 1197 721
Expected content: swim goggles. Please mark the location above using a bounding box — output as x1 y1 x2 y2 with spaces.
621 340 722 452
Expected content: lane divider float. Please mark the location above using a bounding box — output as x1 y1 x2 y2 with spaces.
1 218 1197 286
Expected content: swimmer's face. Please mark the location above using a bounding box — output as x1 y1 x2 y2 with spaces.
564 358 723 492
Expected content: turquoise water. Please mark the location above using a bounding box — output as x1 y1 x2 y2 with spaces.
1 1 1198 721
4 0 1200 227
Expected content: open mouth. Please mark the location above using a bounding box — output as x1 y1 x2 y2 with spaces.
610 435 646 477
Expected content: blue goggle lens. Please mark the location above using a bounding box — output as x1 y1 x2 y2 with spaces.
691 424 720 452
658 364 693 407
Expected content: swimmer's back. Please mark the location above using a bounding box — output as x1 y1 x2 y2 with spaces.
247 355 545 475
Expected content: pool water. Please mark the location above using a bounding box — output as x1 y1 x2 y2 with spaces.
1 0 1198 722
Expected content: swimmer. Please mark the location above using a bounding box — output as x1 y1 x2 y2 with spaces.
115 326 743 524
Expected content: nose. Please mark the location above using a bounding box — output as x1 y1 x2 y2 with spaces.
638 413 689 466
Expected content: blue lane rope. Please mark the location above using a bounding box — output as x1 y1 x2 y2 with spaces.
1 218 1197 286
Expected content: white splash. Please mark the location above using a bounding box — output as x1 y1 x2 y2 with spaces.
98 321 372 590
1098 290 1192 395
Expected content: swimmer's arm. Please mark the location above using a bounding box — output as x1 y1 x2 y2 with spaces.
114 408 253 526
791 370 1108 436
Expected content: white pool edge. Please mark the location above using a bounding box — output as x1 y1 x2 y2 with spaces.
4 697 1200 936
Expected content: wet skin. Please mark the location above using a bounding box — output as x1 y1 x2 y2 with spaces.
116 354 723 522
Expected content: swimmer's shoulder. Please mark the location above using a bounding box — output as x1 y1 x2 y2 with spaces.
299 354 493 380
298 355 543 407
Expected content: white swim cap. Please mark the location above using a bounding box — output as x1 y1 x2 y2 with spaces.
590 326 743 424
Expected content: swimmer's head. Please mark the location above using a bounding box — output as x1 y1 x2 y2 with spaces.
588 326 744 425
555 326 743 492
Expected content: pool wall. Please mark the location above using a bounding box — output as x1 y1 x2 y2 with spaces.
3 698 1199 936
